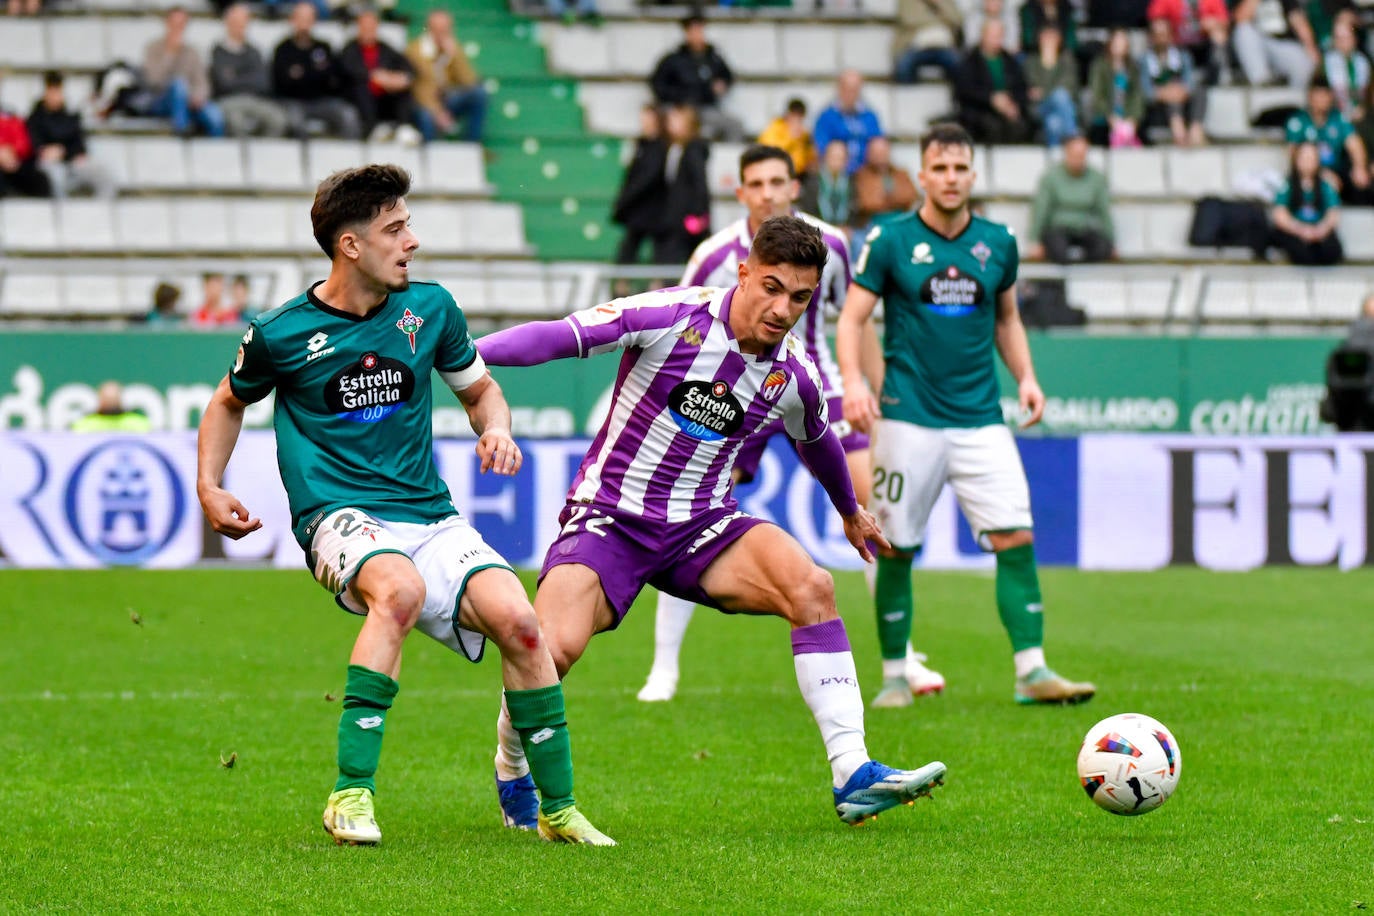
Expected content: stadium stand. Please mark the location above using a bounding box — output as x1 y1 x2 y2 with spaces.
0 0 1369 330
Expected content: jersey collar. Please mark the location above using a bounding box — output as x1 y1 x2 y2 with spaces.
306 280 393 322
712 285 785 362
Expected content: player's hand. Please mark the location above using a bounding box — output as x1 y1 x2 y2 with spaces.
842 384 879 435
1018 376 1046 428
842 508 890 564
476 427 523 476
198 486 262 540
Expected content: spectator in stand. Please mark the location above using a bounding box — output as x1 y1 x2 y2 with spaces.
758 98 817 179
1140 17 1208 146
964 0 1020 55
1088 28 1145 147
545 0 601 25
1354 80 1374 178
800 139 855 234
1271 141 1343 265
1028 133 1116 263
956 20 1033 144
1231 0 1320 89
1287 74 1370 201
815 70 885 175
341 9 420 144
273 1 362 140
146 281 184 326
649 13 745 142
1324 17 1369 119
656 103 712 263
1025 24 1080 147
612 105 665 266
8 0 39 15
212 4 290 138
893 0 965 84
0 89 51 199
1018 0 1077 57
27 71 116 199
851 136 918 231
191 272 245 327
131 7 226 137
228 273 256 320
1147 0 1233 85
407 9 488 144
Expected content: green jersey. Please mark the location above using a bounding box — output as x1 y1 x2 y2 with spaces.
852 212 1018 428
229 280 482 549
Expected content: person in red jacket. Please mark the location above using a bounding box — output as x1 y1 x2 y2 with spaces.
0 102 52 198
1147 0 1234 85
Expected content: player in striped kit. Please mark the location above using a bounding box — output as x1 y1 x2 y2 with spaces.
636 144 944 704
478 216 946 827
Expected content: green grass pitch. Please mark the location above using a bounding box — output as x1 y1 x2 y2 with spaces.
1 566 1369 912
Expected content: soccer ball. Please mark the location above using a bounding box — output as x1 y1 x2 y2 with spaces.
1076 713 1181 816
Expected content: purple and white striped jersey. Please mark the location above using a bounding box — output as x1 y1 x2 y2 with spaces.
680 211 852 399
564 285 830 523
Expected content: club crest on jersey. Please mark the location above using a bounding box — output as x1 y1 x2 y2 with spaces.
761 369 788 402
970 240 992 270
395 308 424 354
668 380 746 441
919 265 984 317
911 242 934 264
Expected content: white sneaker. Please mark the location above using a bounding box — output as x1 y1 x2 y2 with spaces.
636 674 677 702
905 651 946 696
368 122 395 143
394 124 423 147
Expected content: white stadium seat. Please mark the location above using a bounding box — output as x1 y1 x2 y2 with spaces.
777 25 836 78
1143 203 1195 258
47 18 111 69
65 274 127 316
128 137 191 191
1251 275 1312 321
173 199 233 252
1339 208 1374 260
1 200 60 253
406 201 465 255
307 140 367 184
423 143 489 195
0 18 49 68
462 203 527 255
58 200 119 252
713 24 782 78
838 26 896 78
1108 147 1168 197
0 273 62 315
1165 147 1227 198
230 199 293 251
1111 205 1149 258
1204 88 1251 140
1311 272 1370 320
246 139 307 191
187 139 247 190
605 23 679 76
543 26 613 77
989 146 1046 197
365 141 424 191
85 136 133 188
888 85 954 139
115 199 176 252
708 142 747 197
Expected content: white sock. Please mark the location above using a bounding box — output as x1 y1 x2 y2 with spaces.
646 592 696 684
882 657 906 680
861 560 876 596
493 693 529 780
1014 646 1046 679
791 619 869 788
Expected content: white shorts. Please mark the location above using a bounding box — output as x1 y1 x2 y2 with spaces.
309 508 513 662
870 420 1033 551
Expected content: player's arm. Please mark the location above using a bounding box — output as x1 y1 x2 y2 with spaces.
453 370 522 476
836 282 881 433
196 375 262 539
476 319 582 366
796 430 889 563
994 287 1045 428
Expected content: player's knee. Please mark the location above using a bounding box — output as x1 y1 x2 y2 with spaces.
369 579 426 631
488 600 546 658
784 564 835 626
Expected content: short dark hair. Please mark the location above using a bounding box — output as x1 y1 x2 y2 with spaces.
919 122 974 160
42 70 63 87
1310 73 1332 91
785 97 807 117
681 12 705 27
739 144 796 181
750 215 828 277
310 163 411 258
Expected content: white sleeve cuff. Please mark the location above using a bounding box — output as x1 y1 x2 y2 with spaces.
439 353 489 393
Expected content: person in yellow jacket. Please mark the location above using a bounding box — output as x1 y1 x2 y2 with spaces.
405 9 487 143
71 382 152 433
757 97 817 178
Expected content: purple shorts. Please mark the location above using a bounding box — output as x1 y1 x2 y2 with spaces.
538 502 769 628
734 394 870 484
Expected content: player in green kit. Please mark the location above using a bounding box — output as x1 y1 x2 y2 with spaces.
196 164 613 845
836 124 1096 708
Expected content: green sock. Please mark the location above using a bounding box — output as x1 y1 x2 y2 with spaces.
505 684 575 816
996 543 1045 653
334 664 399 793
875 553 915 661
